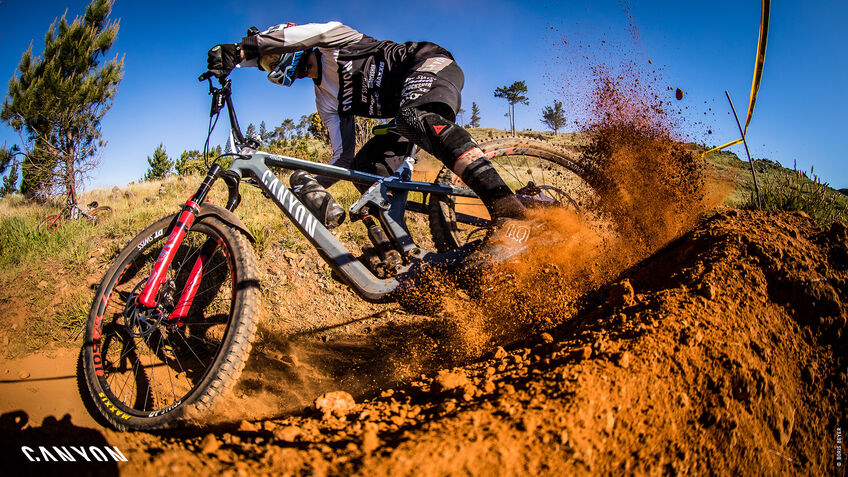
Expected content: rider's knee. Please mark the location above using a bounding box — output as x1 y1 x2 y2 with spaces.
395 107 478 169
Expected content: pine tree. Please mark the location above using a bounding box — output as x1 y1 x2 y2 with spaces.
541 100 567 134
0 145 21 197
245 123 257 139
470 102 481 128
259 121 274 144
144 144 172 181
494 81 529 136
1 0 123 199
307 113 329 144
296 115 310 138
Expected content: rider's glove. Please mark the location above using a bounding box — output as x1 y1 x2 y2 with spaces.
206 43 241 77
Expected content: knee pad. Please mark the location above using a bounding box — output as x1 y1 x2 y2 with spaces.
395 107 478 169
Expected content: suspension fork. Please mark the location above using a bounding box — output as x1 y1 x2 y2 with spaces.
137 164 223 308
168 238 219 323
167 171 241 321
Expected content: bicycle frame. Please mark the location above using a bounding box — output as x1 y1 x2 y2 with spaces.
138 75 486 310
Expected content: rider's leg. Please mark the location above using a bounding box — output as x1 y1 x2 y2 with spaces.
394 103 525 220
348 133 408 193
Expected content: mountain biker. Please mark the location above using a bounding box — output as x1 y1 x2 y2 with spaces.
207 21 533 264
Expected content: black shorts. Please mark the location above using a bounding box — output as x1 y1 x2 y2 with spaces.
399 56 465 119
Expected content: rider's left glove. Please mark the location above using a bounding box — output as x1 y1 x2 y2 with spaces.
207 43 241 77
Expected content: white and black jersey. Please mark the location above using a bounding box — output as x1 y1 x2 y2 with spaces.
240 22 464 171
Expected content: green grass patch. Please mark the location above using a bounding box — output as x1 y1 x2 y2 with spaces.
741 162 848 226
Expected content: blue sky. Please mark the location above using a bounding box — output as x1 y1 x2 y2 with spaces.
1 0 846 189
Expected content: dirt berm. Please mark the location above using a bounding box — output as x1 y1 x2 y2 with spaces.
6 209 843 475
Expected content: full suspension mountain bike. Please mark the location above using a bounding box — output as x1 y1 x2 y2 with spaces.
80 70 599 430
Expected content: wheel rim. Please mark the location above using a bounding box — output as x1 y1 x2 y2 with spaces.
90 224 236 418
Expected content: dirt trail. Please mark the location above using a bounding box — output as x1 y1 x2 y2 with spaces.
0 347 96 428
3 209 844 475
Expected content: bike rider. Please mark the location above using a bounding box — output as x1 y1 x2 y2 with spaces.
207 21 532 264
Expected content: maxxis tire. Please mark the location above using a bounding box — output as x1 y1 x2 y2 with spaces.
81 214 260 431
427 136 598 252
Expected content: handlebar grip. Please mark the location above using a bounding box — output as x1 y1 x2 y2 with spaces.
198 71 215 82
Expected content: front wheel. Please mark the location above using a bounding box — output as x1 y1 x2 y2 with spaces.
427 136 599 252
81 214 260 430
37 213 64 232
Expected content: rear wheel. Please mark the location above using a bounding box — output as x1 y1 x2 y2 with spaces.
87 205 113 225
428 136 598 252
81 214 259 430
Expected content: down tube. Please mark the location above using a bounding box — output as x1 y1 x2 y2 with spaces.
251 165 400 301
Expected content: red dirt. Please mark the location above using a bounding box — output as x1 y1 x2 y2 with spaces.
2 209 846 475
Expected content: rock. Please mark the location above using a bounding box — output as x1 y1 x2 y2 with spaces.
573 346 593 360
802 364 817 385
680 328 704 346
461 384 477 401
559 430 569 444
773 408 795 446
238 420 259 432
493 346 508 360
603 411 615 434
432 370 469 394
110 186 121 199
18 371 30 379
123 190 135 200
261 421 277 432
314 391 356 418
200 434 220 454
273 426 302 443
697 282 716 300
483 380 496 394
438 400 457 414
616 352 632 369
540 332 554 344
608 279 635 307
360 428 380 454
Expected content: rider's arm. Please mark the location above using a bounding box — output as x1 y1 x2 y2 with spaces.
320 110 356 169
240 22 363 61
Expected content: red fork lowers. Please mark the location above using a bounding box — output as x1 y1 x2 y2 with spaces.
168 239 218 323
137 200 200 308
137 164 222 309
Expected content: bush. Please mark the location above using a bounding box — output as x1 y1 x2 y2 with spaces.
745 164 848 226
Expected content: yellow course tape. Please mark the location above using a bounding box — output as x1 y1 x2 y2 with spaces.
745 0 770 134
701 138 744 157
701 0 771 157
